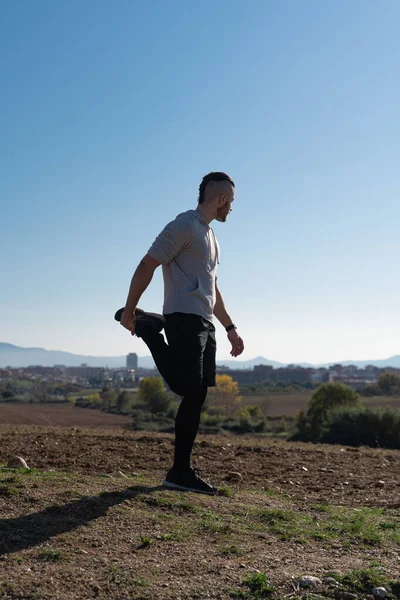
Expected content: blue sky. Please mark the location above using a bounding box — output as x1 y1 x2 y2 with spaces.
1 0 399 364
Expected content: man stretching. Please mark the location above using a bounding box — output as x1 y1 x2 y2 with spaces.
116 172 244 494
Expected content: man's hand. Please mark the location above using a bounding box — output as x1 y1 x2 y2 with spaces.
120 310 136 336
228 329 244 357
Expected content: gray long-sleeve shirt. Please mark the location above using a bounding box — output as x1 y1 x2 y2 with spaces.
148 209 220 322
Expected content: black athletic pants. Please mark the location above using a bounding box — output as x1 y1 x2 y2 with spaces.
140 312 216 470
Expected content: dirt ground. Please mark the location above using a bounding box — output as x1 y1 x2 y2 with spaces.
1 425 400 599
0 403 132 428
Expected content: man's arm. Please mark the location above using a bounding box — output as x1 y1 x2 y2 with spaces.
214 282 235 328
120 216 191 335
214 283 244 357
120 254 161 334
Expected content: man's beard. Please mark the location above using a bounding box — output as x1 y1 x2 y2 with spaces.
216 208 228 222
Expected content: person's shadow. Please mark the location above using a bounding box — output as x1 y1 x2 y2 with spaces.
0 484 163 556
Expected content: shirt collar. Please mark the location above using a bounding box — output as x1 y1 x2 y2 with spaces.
192 208 210 228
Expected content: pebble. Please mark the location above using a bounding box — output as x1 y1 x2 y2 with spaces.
376 481 385 488
323 577 340 586
372 588 387 598
297 576 322 588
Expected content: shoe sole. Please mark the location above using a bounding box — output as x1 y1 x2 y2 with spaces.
162 480 217 495
114 307 146 322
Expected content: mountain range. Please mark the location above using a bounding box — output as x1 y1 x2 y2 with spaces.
1 342 400 370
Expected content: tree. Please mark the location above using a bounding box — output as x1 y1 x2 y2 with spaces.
1 382 14 399
138 377 170 414
101 389 117 410
138 377 165 403
86 393 102 406
116 391 134 414
207 374 242 417
378 372 400 395
147 392 171 414
307 382 360 434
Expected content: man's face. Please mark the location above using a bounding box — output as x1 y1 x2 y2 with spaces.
216 188 235 223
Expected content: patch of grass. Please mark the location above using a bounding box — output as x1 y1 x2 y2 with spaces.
108 563 123 576
220 544 242 556
231 572 275 598
258 488 276 497
379 521 398 530
138 493 197 513
332 567 400 597
139 536 153 548
199 509 230 534
256 508 311 544
218 486 233 497
247 504 399 548
0 467 35 475
37 549 65 562
258 509 293 524
313 503 330 512
0 477 25 497
317 506 400 547
33 469 75 480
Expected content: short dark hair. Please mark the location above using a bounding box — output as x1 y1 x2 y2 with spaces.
198 172 235 204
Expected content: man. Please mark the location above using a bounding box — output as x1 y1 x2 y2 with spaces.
116 172 244 494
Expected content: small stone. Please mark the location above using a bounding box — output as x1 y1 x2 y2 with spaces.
225 471 242 482
7 456 29 469
298 576 322 588
372 588 387 598
302 466 309 472
324 577 340 586
336 593 357 600
376 481 385 488
239 563 246 568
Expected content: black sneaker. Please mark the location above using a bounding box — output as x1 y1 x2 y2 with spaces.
163 467 217 495
114 307 165 337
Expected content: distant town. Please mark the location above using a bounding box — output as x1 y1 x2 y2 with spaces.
1 352 400 391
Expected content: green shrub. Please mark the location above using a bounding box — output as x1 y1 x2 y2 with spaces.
147 391 170 414
378 372 400 395
293 406 400 449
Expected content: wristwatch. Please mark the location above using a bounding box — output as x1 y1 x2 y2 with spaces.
225 324 237 333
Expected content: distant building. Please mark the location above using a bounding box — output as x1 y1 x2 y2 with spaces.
127 353 138 370
271 367 314 385
66 366 107 383
253 364 273 380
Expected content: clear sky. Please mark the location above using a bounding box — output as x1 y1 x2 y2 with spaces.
1 0 399 365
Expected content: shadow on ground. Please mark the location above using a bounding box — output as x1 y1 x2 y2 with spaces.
0 484 164 556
